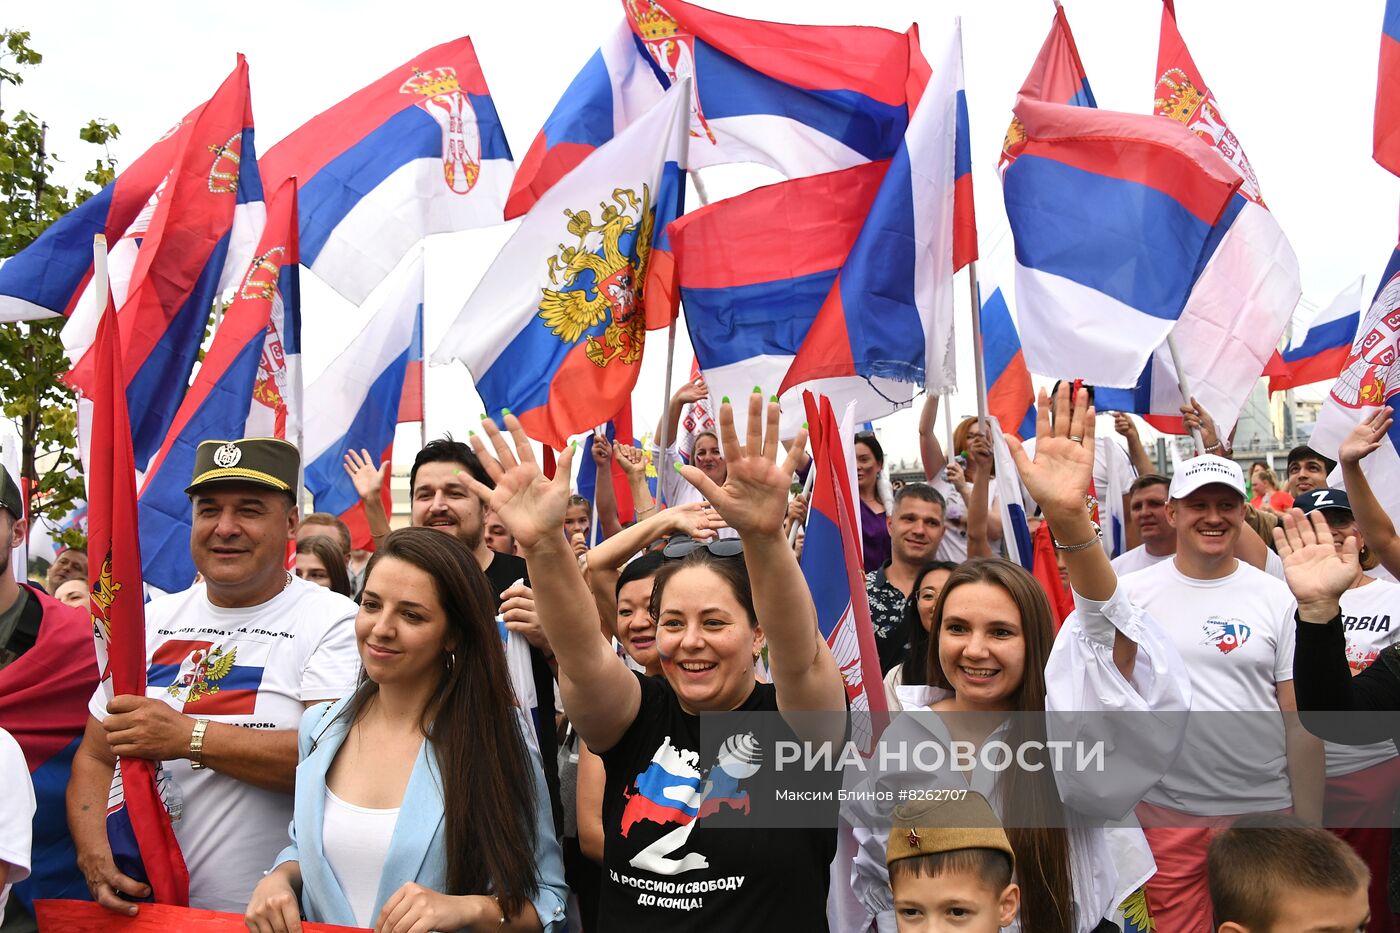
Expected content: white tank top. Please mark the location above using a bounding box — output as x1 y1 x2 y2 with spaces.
322 787 399 927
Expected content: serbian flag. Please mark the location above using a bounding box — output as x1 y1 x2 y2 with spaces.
260 38 511 305
1132 5 1299 435
65 57 263 468
1269 277 1365 393
507 0 927 220
303 250 423 550
575 405 637 528
780 22 973 406
0 75 240 323
134 181 300 594
84 248 189 905
1378 1 1400 176
433 83 688 449
1004 95 1242 388
1154 3 1263 203
999 3 1096 172
800 392 887 755
665 161 905 439
1309 260 1400 521
978 270 1035 439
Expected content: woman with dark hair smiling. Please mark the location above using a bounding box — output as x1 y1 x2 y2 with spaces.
461 393 846 931
848 386 1191 933
294 536 352 598
244 527 567 933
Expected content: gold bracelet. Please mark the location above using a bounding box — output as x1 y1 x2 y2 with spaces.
189 718 210 770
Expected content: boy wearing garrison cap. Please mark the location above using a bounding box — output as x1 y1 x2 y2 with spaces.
885 793 1020 932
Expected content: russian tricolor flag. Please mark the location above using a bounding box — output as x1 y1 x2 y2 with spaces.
136 180 301 594
619 739 704 837
433 83 688 449
303 250 423 550
1269 277 1365 393
999 4 1096 172
780 22 974 405
575 406 638 527
1376 1 1400 176
261 38 512 305
506 0 928 220
1005 96 1242 389
978 270 1035 440
66 57 264 467
800 392 887 755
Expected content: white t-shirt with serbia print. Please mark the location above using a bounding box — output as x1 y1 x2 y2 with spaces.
88 576 359 912
1326 577 1400 776
1117 558 1298 815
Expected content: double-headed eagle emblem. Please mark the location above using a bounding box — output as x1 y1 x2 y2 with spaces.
538 185 653 368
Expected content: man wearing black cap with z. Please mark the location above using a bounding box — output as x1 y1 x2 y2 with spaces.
66 439 360 916
0 465 96 932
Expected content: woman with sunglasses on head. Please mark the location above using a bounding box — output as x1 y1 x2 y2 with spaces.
847 386 1191 933
461 393 846 932
244 528 567 933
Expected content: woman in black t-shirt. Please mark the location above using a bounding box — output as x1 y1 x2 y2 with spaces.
459 393 848 931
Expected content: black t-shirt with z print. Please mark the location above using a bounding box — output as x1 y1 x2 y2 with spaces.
597 672 838 931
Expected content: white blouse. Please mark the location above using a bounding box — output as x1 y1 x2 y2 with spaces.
846 583 1192 933
322 787 400 928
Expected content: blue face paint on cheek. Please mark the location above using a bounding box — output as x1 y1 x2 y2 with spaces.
655 647 675 665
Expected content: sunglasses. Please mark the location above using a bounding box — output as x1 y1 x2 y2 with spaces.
661 535 744 559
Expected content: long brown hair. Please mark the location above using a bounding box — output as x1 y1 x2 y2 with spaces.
295 535 352 598
925 558 1073 932
335 528 539 914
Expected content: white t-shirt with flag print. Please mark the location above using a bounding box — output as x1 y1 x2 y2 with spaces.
1326 576 1400 776
1117 558 1299 815
88 576 359 912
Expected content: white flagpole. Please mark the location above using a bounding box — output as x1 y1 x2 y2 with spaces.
655 79 697 468
1164 332 1206 454
968 262 990 431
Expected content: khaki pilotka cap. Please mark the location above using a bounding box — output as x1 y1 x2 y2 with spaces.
885 791 1016 870
185 439 300 496
0 466 21 520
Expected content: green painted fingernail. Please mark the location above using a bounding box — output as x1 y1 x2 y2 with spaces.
753 385 762 394
571 440 579 451
501 407 512 416
480 413 489 421
673 462 683 473
769 394 778 403
467 430 475 437
802 421 808 430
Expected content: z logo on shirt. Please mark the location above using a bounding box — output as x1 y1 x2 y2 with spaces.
1201 617 1252 654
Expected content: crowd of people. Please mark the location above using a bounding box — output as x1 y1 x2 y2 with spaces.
0 380 1397 933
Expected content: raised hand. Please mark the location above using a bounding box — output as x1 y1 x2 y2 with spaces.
1272 507 1359 621
662 500 726 540
590 433 611 466
1180 396 1222 453
343 448 390 501
672 377 708 406
1113 411 1139 443
677 392 807 538
1007 384 1096 522
459 415 574 552
967 432 993 473
1339 408 1393 466
614 442 647 479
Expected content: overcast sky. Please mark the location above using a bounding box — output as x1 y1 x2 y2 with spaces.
6 0 1393 467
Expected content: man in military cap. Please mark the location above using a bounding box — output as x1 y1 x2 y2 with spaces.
0 465 95 932
66 439 359 915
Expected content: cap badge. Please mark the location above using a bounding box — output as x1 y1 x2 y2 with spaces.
213 443 242 468
906 827 921 850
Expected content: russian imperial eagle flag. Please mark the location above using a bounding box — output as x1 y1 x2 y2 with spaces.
433 82 689 449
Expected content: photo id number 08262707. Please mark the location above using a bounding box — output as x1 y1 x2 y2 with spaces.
898 788 968 802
